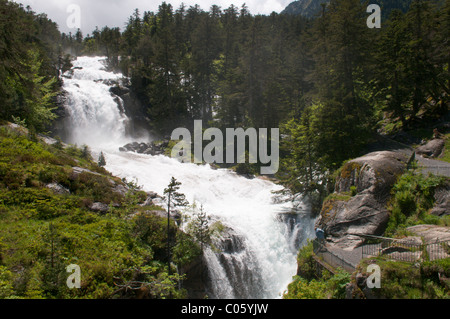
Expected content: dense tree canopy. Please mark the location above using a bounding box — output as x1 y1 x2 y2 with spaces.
59 0 450 201
0 0 62 131
1 0 448 199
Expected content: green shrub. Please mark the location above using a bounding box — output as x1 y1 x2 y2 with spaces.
296 241 316 281
283 268 351 300
386 172 448 237
0 266 15 298
356 258 450 299
283 276 328 299
328 268 351 299
284 241 352 299
395 190 417 215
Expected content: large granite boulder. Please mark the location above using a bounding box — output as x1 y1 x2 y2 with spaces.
317 151 411 248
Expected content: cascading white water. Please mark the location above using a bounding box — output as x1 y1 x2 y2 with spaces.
62 56 133 148
62 56 316 299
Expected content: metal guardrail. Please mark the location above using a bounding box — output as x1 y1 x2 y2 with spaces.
313 240 356 274
312 235 450 276
361 238 450 262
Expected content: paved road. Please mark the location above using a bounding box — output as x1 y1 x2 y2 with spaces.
415 154 450 178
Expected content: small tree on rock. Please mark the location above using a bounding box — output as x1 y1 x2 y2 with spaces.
187 204 212 257
163 177 189 278
98 151 106 167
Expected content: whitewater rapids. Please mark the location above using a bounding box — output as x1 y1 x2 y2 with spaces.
61 56 315 299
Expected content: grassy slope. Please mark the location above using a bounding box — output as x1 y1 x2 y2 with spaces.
0 124 198 299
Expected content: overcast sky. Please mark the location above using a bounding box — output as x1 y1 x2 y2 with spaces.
13 0 292 35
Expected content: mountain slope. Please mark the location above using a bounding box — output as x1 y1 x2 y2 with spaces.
281 0 414 19
281 0 328 17
0 123 200 299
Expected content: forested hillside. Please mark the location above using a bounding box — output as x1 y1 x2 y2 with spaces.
64 0 448 205
0 0 67 131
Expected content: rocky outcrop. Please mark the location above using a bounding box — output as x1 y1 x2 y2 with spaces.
431 182 450 217
71 166 103 178
180 254 209 299
281 0 328 17
281 0 413 19
108 81 150 139
407 225 450 244
46 183 70 195
89 202 110 214
317 151 412 249
416 139 445 158
119 140 170 156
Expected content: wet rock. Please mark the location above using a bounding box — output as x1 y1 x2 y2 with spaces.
210 229 264 298
119 140 170 156
143 148 156 155
110 85 130 97
153 140 169 149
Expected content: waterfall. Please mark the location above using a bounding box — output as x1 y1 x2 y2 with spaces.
61 56 316 299
62 56 133 148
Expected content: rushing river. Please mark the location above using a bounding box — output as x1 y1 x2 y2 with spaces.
61 56 315 299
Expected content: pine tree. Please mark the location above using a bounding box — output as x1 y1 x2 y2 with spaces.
190 9 222 121
308 0 373 168
80 145 92 161
0 1 60 130
279 104 331 212
374 9 411 128
41 223 65 297
187 204 211 256
98 151 106 167
163 177 188 279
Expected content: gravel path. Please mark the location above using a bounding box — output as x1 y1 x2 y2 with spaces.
326 245 363 268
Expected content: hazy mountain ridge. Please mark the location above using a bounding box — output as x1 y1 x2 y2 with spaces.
281 0 415 18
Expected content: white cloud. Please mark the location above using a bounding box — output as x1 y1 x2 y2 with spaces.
13 0 292 34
